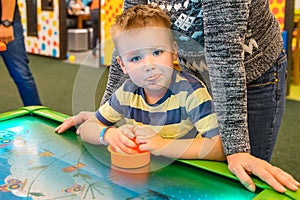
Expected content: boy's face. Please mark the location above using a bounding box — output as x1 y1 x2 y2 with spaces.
115 27 177 93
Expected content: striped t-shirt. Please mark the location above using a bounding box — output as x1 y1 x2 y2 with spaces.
96 70 219 139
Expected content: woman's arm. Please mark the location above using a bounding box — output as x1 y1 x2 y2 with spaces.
100 50 126 104
202 1 300 193
100 0 148 105
202 0 250 156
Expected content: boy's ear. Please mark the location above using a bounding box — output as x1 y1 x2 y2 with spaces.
117 56 127 74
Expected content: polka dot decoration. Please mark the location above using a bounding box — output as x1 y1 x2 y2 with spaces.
269 0 286 31
101 0 123 65
18 0 60 58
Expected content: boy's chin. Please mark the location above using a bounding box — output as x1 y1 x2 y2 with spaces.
144 84 168 92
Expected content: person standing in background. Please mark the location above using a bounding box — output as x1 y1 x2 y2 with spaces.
89 0 99 56
0 0 41 106
67 0 85 15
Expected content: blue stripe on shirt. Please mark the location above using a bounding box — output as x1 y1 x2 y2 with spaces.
169 71 206 97
95 111 115 126
189 100 215 124
119 106 188 126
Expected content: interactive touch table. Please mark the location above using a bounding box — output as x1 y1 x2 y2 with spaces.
0 106 298 199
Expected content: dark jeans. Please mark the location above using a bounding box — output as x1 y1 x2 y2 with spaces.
247 51 287 162
91 9 99 51
0 20 41 106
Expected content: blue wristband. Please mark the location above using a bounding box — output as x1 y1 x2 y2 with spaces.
100 127 109 145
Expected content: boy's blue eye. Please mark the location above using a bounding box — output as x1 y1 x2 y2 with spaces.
153 50 163 56
130 56 141 62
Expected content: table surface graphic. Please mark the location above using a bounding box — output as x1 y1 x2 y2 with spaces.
0 106 298 200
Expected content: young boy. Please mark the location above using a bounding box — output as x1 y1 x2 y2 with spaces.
69 4 225 161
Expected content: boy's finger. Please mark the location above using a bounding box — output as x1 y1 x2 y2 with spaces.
121 128 135 138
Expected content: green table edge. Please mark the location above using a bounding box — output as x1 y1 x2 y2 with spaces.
0 108 30 121
252 189 295 200
0 106 298 199
178 159 299 199
0 106 70 123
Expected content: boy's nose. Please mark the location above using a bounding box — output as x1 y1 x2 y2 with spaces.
145 64 156 72
144 56 156 71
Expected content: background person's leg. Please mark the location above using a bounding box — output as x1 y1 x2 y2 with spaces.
2 21 41 106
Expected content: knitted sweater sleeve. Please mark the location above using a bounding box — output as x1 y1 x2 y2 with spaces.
100 0 148 105
202 1 251 155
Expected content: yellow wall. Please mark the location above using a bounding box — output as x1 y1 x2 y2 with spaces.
101 0 123 65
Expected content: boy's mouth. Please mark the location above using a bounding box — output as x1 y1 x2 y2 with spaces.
146 74 161 82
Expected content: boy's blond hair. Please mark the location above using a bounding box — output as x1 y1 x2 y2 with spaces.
110 4 172 38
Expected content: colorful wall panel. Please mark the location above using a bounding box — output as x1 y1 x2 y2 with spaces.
18 0 66 59
269 0 286 31
100 0 123 65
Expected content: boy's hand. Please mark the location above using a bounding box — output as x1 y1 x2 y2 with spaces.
134 126 165 155
118 124 136 139
105 126 137 154
55 111 94 134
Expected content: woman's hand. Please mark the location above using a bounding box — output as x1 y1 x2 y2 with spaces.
227 153 300 193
